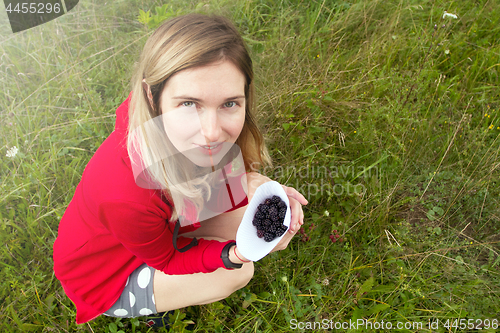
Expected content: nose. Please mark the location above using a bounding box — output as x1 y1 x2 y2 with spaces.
199 109 221 144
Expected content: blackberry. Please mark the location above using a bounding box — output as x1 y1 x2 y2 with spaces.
277 225 288 236
278 208 286 219
255 211 264 220
271 195 281 204
253 195 289 242
263 232 275 242
268 206 278 222
252 218 262 227
269 213 279 222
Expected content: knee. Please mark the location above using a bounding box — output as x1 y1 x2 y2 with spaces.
237 261 254 288
225 262 254 295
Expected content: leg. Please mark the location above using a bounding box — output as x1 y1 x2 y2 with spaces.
181 204 247 240
153 242 254 312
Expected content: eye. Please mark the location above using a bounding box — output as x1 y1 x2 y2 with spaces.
181 101 195 107
223 101 237 108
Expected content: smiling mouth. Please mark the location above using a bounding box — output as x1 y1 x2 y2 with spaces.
199 143 222 150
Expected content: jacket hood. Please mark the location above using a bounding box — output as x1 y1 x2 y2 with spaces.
115 92 132 134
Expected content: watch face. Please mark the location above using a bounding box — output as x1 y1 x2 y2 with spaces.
236 181 290 262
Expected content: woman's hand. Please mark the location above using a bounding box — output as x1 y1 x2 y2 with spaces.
245 172 308 253
269 186 307 253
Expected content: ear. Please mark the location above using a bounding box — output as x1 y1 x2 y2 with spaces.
142 79 154 110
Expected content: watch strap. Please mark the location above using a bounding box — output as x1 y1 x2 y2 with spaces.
221 242 242 269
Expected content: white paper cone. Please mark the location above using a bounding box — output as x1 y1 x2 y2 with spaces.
236 181 291 261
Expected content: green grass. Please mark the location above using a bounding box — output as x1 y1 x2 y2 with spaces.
1 0 499 332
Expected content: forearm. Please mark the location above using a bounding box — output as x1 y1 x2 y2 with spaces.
228 245 251 264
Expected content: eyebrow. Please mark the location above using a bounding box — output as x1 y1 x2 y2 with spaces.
172 95 245 101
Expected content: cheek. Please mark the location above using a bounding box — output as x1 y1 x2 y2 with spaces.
162 121 199 150
231 112 246 139
162 109 203 140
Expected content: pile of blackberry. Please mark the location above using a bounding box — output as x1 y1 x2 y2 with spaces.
252 195 288 242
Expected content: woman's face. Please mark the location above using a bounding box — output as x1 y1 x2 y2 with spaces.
159 60 246 168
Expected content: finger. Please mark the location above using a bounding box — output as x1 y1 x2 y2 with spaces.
289 197 304 227
293 198 304 225
282 185 308 205
289 218 300 233
291 222 301 235
288 198 301 233
285 186 308 205
296 208 304 226
298 202 304 225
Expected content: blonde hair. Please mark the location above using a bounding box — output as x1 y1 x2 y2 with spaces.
128 13 271 222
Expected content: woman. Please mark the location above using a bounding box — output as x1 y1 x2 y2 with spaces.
53 13 307 326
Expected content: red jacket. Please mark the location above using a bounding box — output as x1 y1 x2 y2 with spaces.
53 93 246 324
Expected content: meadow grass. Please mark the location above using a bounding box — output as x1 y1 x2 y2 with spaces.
0 0 499 332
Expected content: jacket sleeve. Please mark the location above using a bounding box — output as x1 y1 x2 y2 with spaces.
98 200 233 274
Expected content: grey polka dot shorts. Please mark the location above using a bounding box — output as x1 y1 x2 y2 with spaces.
104 263 157 318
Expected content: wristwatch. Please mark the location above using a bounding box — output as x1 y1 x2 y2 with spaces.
221 242 242 269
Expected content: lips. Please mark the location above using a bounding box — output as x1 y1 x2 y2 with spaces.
196 142 224 155
200 143 221 149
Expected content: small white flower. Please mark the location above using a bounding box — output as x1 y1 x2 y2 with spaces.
443 11 458 19
281 276 288 282
322 278 330 286
324 210 330 217
6 146 18 158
